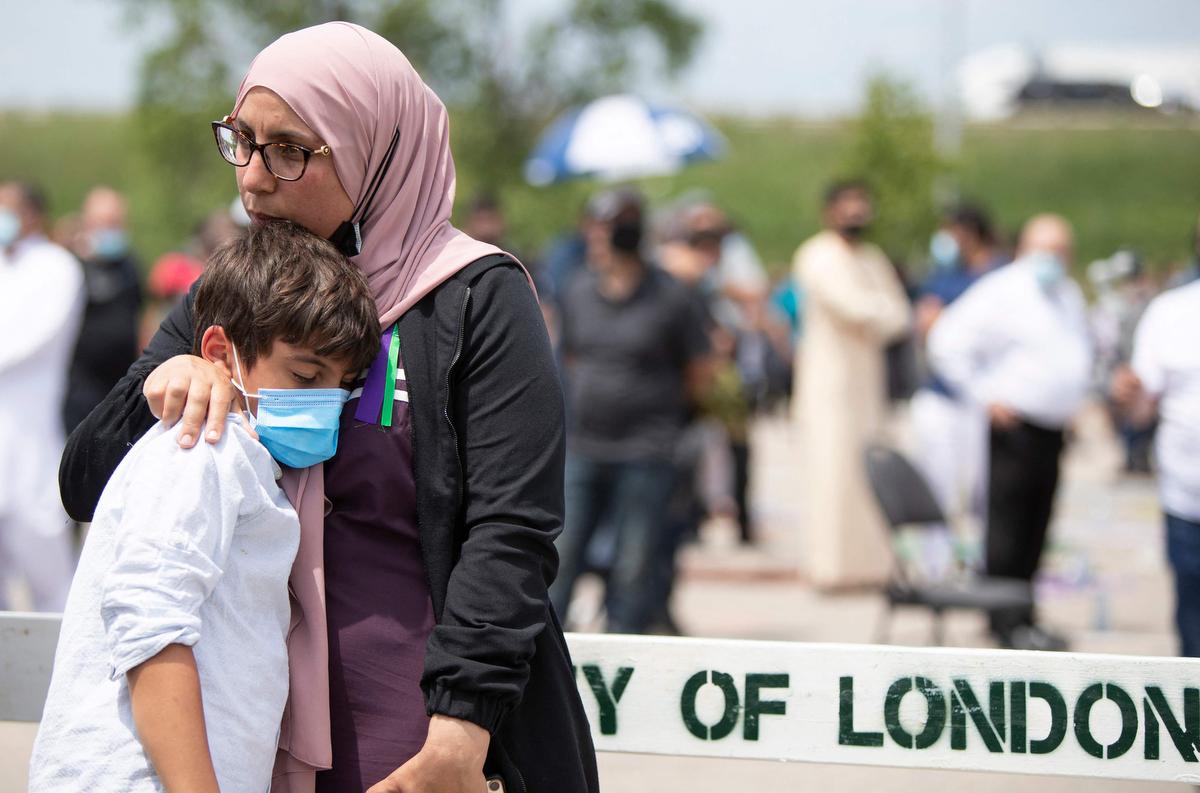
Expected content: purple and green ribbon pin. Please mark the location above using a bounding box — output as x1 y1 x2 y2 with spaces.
354 322 401 427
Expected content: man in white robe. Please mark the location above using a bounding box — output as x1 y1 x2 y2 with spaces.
793 181 911 589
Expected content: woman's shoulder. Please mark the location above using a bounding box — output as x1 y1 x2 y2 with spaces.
449 255 540 320
453 253 527 289
400 254 544 367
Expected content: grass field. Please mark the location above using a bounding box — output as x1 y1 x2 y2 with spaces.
2 111 1197 278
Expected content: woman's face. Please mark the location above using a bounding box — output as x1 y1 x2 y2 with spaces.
232 87 355 239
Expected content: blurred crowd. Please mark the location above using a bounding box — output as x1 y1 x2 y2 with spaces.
0 183 243 612
4 175 1200 658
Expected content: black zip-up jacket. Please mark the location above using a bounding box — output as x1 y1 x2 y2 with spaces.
59 255 599 793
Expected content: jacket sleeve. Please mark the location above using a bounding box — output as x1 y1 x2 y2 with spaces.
423 265 565 732
59 282 200 522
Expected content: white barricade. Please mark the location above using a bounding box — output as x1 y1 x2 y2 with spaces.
5 613 1200 783
0 612 60 723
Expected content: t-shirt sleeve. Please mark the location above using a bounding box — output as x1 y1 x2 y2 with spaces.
100 434 247 679
1131 299 1167 396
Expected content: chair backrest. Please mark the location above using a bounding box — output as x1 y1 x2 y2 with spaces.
863 443 946 530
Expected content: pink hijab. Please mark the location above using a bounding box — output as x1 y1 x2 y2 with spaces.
230 22 507 791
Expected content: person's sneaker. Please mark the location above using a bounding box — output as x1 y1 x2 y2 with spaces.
1008 624 1069 652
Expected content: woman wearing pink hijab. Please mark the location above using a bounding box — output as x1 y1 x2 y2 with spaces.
60 22 598 793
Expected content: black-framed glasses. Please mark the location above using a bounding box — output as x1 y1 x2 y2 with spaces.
211 120 331 182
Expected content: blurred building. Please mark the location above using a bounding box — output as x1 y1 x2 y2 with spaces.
959 44 1200 119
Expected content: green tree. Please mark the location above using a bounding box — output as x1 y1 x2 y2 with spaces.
841 75 944 266
121 0 703 256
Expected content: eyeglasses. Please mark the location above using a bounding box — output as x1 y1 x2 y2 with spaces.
211 120 331 182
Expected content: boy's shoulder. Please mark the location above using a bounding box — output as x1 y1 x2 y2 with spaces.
118 413 281 496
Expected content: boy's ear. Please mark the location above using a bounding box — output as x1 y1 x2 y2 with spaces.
199 326 236 380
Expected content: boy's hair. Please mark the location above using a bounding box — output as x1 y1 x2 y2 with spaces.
193 221 379 374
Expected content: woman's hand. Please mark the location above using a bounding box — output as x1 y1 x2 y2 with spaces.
366 715 490 793
143 354 240 447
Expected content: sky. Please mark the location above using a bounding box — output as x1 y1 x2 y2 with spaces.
5 0 1200 116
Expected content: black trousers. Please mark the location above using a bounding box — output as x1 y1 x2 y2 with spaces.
731 440 752 543
986 419 1065 633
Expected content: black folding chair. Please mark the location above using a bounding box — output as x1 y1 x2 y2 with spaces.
863 443 1033 645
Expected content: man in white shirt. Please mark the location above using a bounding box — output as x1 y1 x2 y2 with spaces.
1113 279 1200 656
0 182 83 610
928 214 1092 651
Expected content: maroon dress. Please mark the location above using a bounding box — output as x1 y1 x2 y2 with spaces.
316 336 435 792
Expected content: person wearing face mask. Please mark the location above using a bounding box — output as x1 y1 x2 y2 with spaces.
910 204 1009 527
63 187 145 434
928 214 1092 651
31 222 380 793
550 187 712 634
59 23 597 793
792 179 912 590
0 181 83 612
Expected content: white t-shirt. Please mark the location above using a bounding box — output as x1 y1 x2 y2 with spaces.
1131 280 1200 521
29 415 299 793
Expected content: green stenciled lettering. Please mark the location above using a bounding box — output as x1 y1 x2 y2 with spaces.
949 679 1005 752
1107 684 1139 759
914 677 947 749
885 677 946 749
581 665 634 736
839 676 883 747
744 674 789 741
1029 681 1067 754
680 670 740 741
1010 681 1027 753
1074 683 1137 760
1144 686 1200 762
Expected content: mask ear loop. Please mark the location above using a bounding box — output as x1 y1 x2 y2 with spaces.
229 343 260 426
328 127 401 257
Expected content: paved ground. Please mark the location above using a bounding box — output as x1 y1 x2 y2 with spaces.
2 404 1186 791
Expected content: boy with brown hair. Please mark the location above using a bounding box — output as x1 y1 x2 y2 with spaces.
30 222 379 793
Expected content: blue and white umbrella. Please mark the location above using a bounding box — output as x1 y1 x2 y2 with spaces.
524 93 726 186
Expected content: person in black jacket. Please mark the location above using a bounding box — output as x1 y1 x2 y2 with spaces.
58 22 597 793
63 186 143 434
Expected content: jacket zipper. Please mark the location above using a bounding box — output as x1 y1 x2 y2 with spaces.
444 286 472 504
496 744 528 793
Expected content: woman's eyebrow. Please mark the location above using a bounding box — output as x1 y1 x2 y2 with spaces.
234 119 314 145
266 128 314 145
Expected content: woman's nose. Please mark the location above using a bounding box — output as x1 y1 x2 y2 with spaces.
241 150 276 194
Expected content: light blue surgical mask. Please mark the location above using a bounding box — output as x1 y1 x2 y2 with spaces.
0 209 20 248
929 230 960 271
91 228 128 260
1028 251 1067 290
231 344 350 468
